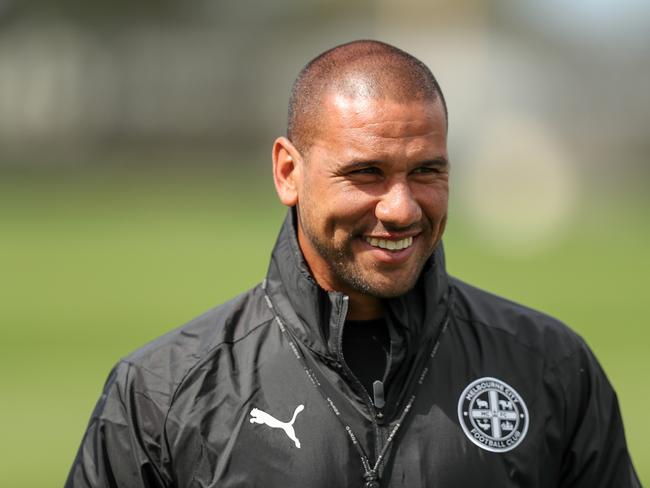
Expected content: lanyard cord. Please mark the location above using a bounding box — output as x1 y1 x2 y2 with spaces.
262 283 450 487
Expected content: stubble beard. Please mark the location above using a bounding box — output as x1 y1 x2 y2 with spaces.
298 212 434 299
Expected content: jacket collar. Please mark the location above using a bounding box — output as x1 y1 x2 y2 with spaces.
264 209 451 364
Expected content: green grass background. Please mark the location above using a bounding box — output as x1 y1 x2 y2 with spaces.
1 164 647 486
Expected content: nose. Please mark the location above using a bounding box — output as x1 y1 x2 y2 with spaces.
375 180 422 228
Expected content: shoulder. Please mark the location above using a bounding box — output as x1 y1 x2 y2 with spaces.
449 276 587 367
446 276 614 422
115 284 275 400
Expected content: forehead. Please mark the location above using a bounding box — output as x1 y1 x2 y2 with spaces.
326 93 443 131
311 94 447 158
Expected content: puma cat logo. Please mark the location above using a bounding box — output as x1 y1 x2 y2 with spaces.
249 404 304 448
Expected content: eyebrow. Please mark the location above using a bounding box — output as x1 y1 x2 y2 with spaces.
342 157 449 170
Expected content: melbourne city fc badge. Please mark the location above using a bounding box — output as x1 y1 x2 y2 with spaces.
457 377 529 453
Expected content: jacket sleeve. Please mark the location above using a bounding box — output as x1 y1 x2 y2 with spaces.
555 341 641 488
65 361 171 488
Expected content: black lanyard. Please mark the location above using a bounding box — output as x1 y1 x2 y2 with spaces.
262 282 450 487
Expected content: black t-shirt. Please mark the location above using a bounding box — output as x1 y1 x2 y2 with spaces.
342 318 390 396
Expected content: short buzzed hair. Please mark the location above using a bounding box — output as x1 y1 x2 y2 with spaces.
287 40 448 155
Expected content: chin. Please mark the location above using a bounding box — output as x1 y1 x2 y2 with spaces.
355 275 420 299
375 284 417 298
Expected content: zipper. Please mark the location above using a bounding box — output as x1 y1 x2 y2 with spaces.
372 380 387 457
262 282 451 487
335 295 387 463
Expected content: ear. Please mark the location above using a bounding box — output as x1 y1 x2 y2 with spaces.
272 137 302 207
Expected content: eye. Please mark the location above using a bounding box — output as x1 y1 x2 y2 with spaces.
410 158 448 177
343 165 384 185
411 166 439 175
350 166 381 175
345 166 384 182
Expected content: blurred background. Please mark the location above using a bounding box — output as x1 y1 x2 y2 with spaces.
1 0 648 485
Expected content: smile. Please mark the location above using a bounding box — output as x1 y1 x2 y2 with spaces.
364 236 414 251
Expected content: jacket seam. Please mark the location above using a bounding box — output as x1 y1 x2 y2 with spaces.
123 294 275 479
544 349 588 425
120 314 273 390
165 316 274 407
164 315 273 478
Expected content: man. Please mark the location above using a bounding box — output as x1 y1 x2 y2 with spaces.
67 40 641 487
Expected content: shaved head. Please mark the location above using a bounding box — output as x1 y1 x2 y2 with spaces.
287 40 447 155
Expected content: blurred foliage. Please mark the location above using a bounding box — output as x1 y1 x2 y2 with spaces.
0 0 371 27
1 0 183 23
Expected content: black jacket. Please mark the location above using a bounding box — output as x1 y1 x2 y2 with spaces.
67 212 641 487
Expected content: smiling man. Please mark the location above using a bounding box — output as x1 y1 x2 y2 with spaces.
275 84 449 320
67 41 640 488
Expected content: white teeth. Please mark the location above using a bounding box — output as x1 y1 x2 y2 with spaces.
364 236 413 251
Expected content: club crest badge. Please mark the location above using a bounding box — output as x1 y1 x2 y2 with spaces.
457 377 529 453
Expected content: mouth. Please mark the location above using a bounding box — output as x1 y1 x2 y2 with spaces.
364 236 414 251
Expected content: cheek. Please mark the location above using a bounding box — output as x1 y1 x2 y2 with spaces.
322 184 375 214
418 185 449 218
325 191 377 238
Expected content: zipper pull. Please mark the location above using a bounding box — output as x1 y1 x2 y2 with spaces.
373 380 385 409
373 380 386 424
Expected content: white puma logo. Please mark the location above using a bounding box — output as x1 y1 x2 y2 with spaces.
249 404 304 448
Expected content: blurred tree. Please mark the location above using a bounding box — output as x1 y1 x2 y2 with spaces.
1 0 185 25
